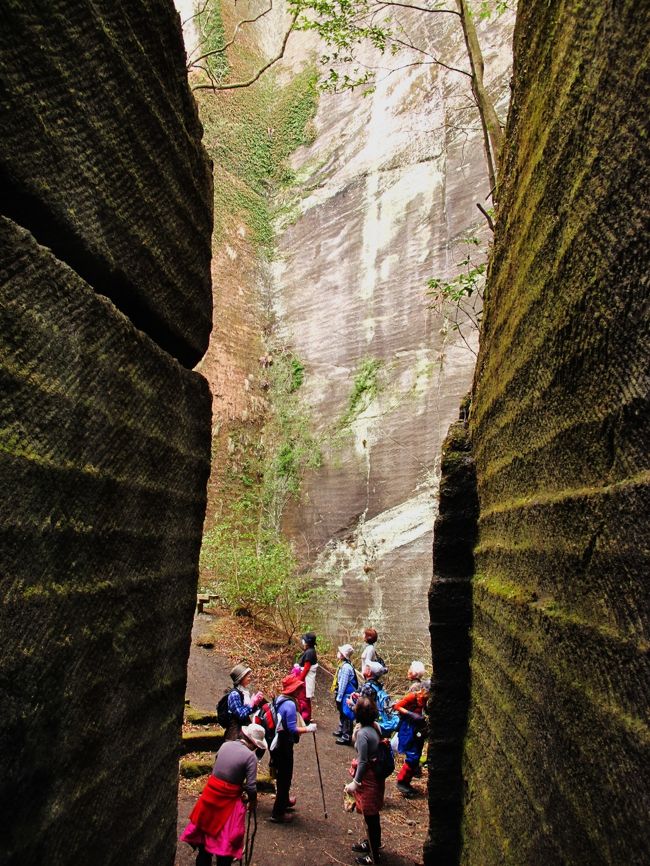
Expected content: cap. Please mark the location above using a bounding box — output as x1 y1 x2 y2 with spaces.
230 663 252 685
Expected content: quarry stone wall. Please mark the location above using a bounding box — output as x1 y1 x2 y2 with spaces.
0 3 213 865
427 0 649 864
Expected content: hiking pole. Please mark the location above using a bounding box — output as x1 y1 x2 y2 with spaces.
312 731 328 819
244 809 257 866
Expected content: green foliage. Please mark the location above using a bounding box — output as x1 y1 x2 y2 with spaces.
199 66 318 253
195 1 229 83
339 357 383 428
200 501 321 640
426 233 487 354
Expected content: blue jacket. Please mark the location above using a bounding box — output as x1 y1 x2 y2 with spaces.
336 660 357 703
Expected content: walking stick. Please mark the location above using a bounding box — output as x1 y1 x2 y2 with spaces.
312 731 328 819
243 808 257 866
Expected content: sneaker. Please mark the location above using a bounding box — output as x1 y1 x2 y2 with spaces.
269 813 294 823
355 856 380 865
332 730 343 737
352 841 370 853
396 781 415 796
335 737 352 746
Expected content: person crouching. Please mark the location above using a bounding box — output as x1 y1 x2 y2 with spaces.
180 723 267 866
393 679 430 795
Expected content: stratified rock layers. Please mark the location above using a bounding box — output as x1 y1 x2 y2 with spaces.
427 1 649 864
0 4 213 865
0 0 213 368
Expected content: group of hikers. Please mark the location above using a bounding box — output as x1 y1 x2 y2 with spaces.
181 628 431 866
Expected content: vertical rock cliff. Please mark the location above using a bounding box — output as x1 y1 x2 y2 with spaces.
427 0 649 863
274 8 514 653
0 3 213 864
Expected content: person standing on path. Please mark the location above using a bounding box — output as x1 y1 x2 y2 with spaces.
344 696 385 865
180 723 267 866
296 632 318 721
222 664 264 741
393 679 430 795
360 628 380 672
270 674 317 823
334 643 357 745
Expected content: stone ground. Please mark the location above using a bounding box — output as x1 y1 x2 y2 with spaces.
175 613 427 866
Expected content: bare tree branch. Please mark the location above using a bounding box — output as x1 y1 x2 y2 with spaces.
372 1 461 16
476 201 494 231
193 13 298 91
188 1 275 68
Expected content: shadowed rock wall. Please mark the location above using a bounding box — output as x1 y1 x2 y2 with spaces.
427 1 649 864
0 3 213 865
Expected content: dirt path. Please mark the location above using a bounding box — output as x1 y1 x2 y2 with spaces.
176 614 427 866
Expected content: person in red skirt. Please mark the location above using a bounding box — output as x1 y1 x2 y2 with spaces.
344 696 385 865
180 723 267 866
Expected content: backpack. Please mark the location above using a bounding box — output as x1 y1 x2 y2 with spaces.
367 681 400 736
372 737 396 779
216 687 238 730
254 698 279 747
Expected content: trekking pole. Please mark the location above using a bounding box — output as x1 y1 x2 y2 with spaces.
312 731 328 819
244 808 257 866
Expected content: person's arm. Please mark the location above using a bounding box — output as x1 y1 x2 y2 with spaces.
229 689 255 722
244 751 258 810
353 729 371 783
297 661 311 681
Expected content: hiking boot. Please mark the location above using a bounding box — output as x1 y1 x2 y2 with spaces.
396 781 415 796
269 813 294 823
335 737 352 746
352 841 385 853
332 730 343 737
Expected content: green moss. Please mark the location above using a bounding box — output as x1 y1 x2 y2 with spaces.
339 357 383 429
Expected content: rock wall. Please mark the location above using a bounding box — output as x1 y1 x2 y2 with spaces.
427 0 649 863
0 3 213 865
274 8 514 655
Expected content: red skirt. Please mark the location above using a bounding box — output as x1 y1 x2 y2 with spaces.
350 762 385 816
188 776 243 837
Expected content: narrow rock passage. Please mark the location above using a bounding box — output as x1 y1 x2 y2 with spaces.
176 615 426 866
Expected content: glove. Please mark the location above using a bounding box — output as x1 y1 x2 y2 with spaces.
344 780 360 794
306 722 317 733
251 691 264 708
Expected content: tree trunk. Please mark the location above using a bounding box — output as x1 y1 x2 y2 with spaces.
456 0 504 196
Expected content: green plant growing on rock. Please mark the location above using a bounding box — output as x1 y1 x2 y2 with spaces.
427 232 487 355
338 357 383 429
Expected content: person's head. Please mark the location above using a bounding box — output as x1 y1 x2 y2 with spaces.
301 632 317 649
281 674 304 696
240 723 267 757
337 643 354 661
408 660 426 681
363 627 378 645
363 661 384 681
355 696 379 726
230 663 252 688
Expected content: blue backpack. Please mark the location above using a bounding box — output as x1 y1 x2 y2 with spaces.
365 680 400 735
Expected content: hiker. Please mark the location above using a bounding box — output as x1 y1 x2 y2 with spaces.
344 696 385 865
296 631 318 721
218 664 264 740
180 723 267 866
360 628 380 671
356 662 400 738
269 674 317 823
334 643 358 746
407 660 427 692
393 679 431 795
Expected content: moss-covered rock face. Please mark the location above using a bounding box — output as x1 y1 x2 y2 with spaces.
0 3 213 865
0 0 213 368
428 1 649 864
